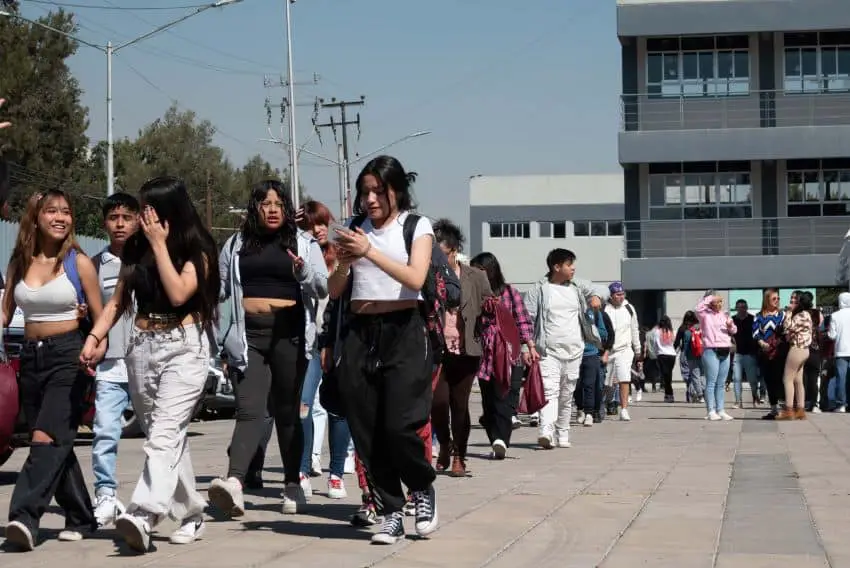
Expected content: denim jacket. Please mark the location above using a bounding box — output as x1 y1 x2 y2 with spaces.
217 230 328 371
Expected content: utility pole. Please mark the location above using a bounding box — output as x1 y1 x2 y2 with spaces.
315 96 366 217
205 170 213 229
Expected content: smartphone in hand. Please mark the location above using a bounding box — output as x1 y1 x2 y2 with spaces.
327 221 347 243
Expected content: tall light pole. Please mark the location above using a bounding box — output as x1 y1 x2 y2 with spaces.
284 0 300 209
261 130 432 219
1 0 244 196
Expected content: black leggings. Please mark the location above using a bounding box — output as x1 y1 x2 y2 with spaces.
804 351 821 410
759 352 786 407
339 309 435 515
227 308 306 485
657 355 676 397
9 330 95 537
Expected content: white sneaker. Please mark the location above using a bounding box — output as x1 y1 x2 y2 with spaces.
583 413 594 427
344 451 356 474
812 406 823 414
635 391 643 402
58 530 84 542
557 437 571 448
169 516 205 545
208 477 245 517
537 434 554 449
327 475 347 499
491 439 507 460
732 403 741 409
511 415 521 429
706 411 721 421
620 408 631 421
719 411 734 421
576 411 585 424
283 482 307 514
837 406 847 413
93 491 125 528
5 521 34 551
300 473 313 499
310 455 322 477
115 511 152 553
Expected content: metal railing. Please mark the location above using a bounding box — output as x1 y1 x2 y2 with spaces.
623 215 847 259
619 89 850 131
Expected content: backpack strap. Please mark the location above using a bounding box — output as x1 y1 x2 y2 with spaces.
62 249 85 305
402 213 420 256
625 303 635 318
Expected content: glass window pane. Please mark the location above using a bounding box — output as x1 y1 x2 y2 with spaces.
684 207 718 219
650 175 667 206
664 53 679 80
685 174 714 204
787 171 804 202
649 207 682 220
520 222 530 238
682 53 698 79
699 52 714 79
608 221 624 236
788 203 821 217
802 48 818 76
647 53 663 84
591 221 607 236
489 223 502 238
839 48 850 74
803 171 821 202
573 221 589 237
539 222 551 238
785 77 803 92
785 49 800 77
734 51 749 78
839 171 850 201
553 221 566 239
719 206 752 219
823 202 850 216
734 173 752 203
665 175 682 205
718 51 734 78
824 170 839 201
823 47 838 76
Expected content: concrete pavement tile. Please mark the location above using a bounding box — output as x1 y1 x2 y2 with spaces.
714 553 829 568
601 550 714 567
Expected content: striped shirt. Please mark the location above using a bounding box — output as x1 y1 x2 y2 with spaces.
753 311 785 342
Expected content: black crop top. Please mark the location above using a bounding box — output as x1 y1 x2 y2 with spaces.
133 260 202 318
240 239 300 301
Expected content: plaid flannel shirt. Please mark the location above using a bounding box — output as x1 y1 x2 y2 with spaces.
476 285 534 381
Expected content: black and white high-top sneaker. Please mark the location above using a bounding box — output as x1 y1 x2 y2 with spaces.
371 511 405 545
412 485 439 537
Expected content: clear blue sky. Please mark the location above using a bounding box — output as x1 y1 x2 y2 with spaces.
19 0 621 231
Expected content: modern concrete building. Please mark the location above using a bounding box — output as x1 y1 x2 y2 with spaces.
468 174 624 290
618 0 850 316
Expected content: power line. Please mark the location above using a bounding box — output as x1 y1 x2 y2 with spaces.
22 0 212 10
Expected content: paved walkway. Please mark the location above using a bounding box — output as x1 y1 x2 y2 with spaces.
1 391 849 567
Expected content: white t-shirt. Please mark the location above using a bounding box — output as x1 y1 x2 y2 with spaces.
350 211 434 301
543 283 584 361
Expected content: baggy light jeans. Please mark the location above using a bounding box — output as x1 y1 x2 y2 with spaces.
91 368 131 495
125 324 210 523
538 354 582 441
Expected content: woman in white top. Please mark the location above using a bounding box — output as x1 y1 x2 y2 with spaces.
3 190 103 551
329 155 438 545
654 315 678 402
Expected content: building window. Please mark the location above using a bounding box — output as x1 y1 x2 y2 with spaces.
787 160 850 216
649 162 753 220
538 221 566 239
647 35 750 98
784 32 850 93
572 220 624 237
489 221 530 239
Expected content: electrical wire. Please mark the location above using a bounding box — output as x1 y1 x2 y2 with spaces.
22 0 213 11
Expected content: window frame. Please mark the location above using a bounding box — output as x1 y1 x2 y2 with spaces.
489 221 530 239
783 32 850 94
649 167 753 220
646 35 750 99
786 163 850 217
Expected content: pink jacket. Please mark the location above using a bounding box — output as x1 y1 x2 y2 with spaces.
696 296 737 348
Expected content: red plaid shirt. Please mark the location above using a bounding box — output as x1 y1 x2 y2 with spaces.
476 285 534 381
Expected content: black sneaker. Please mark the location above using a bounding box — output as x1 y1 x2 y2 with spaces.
412 485 439 537
371 512 404 545
351 495 378 527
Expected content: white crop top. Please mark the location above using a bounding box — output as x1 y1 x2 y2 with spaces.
350 212 434 302
13 272 79 323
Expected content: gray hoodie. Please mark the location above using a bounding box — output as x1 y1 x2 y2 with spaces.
217 229 328 371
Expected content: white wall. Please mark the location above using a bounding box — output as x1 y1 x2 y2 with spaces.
469 174 623 207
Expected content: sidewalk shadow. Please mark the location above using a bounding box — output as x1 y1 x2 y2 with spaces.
240 503 370 541
0 471 17 486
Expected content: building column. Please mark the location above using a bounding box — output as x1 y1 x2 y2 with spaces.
621 38 639 131
761 161 779 255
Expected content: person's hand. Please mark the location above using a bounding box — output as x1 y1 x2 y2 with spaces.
335 226 372 258
589 295 602 310
601 351 609 365
288 249 305 274
0 98 10 130
522 344 539 366
295 207 305 225
320 347 332 374
80 334 107 367
335 248 359 267
76 303 88 320
140 206 169 246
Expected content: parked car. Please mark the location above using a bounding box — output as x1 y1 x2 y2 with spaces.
0 307 236 467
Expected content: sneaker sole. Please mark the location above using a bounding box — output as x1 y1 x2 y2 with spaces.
282 501 299 515
208 485 245 518
5 522 34 551
115 517 149 553
415 510 439 537
537 436 553 449
371 533 403 545
492 443 507 460
328 491 347 500
57 531 83 542
170 522 205 545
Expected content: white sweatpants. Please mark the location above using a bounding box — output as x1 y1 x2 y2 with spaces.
607 350 635 386
538 354 582 440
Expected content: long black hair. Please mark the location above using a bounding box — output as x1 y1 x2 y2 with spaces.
470 252 507 295
353 155 417 216
119 176 220 328
240 179 298 255
793 290 819 326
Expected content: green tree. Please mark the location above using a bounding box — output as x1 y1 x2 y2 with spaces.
0 6 92 220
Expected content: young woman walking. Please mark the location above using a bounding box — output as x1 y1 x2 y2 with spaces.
210 180 327 517
696 293 737 421
654 316 677 403
4 190 103 551
329 155 438 545
778 291 816 420
754 289 787 419
80 177 219 553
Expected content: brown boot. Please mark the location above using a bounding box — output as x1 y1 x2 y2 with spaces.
795 408 807 420
435 443 451 472
776 408 795 420
449 454 467 478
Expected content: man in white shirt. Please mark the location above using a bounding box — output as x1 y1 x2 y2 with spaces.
604 282 641 421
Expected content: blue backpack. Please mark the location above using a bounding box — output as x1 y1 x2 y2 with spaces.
62 249 92 333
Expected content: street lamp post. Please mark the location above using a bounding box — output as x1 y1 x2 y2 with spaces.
261 130 431 219
1 0 243 195
284 0 299 209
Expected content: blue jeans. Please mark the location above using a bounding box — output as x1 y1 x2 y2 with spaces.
834 357 849 408
300 355 351 477
596 361 607 421
732 353 760 403
702 349 731 414
92 379 131 495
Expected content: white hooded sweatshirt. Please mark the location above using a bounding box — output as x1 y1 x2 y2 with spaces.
828 292 850 357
